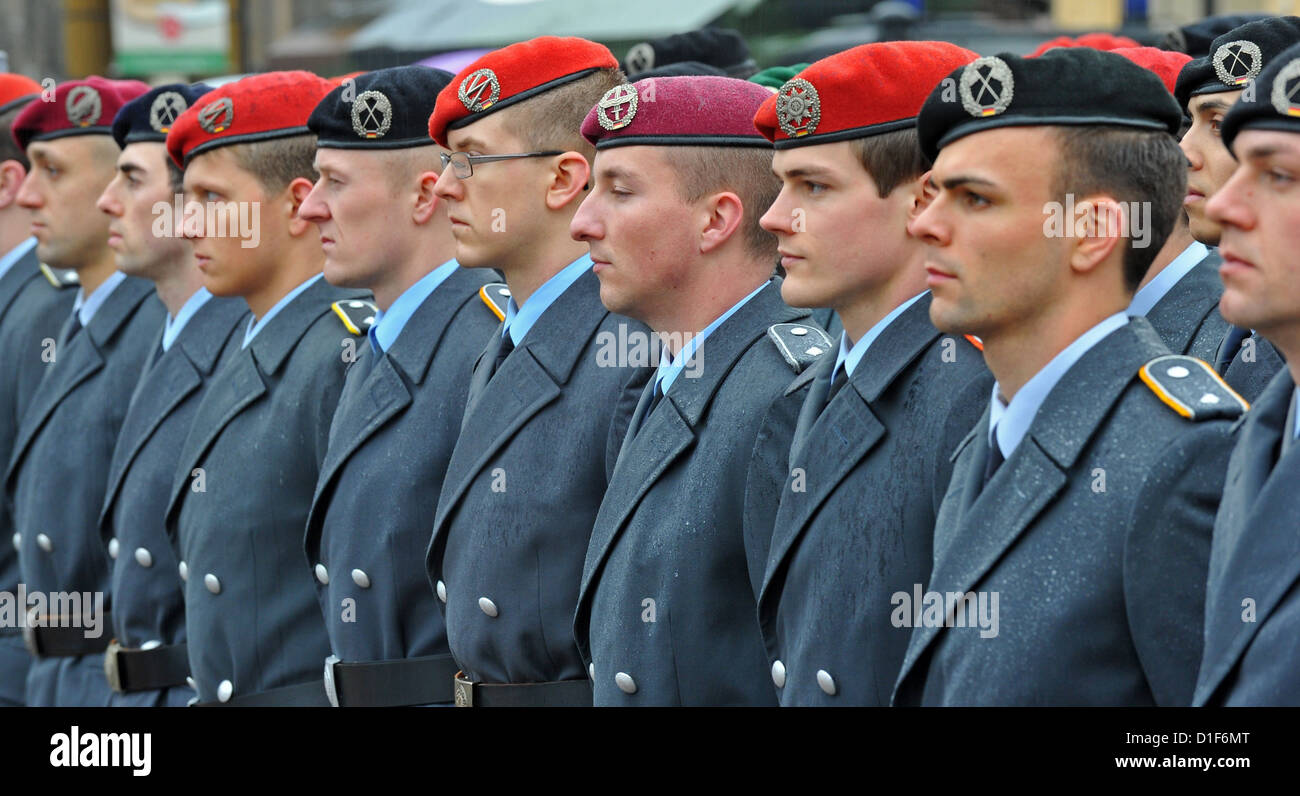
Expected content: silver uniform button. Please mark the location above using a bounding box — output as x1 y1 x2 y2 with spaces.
204 573 221 594
36 533 52 553
614 672 637 695
178 561 189 581
217 679 233 703
588 663 595 681
107 537 118 559
134 547 153 568
11 533 19 551
351 569 370 588
816 669 837 696
478 597 498 617
315 564 329 585
436 580 447 603
771 660 786 689
790 326 808 336
185 676 197 690
1167 365 1190 378
141 639 162 650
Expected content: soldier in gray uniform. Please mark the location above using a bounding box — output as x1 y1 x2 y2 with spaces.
746 42 992 706
1194 46 1300 705
0 81 78 706
299 66 498 707
1174 17 1300 398
95 83 249 706
6 77 161 707
161 72 369 706
569 75 820 706
894 49 1243 706
426 37 652 706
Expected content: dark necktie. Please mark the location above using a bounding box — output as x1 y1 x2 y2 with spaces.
983 436 1005 487
638 380 664 435
463 328 515 425
1216 325 1251 374
58 312 82 348
149 336 166 368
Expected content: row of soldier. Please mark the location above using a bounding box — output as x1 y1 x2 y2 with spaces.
0 19 1295 707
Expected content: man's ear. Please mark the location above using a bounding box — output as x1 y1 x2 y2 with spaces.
906 171 932 222
700 190 745 254
412 170 440 224
0 160 27 211
1067 195 1127 276
287 176 317 236
544 152 591 211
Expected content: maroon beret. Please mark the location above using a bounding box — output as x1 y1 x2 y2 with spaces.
11 76 149 151
581 76 772 150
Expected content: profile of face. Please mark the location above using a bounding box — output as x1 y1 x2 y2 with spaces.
907 126 1068 340
1181 90 1243 245
1207 128 1300 341
180 146 277 299
96 141 188 280
16 136 118 270
761 140 916 312
569 146 700 325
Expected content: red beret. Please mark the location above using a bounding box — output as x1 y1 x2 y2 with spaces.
581 76 771 150
0 74 42 116
1028 32 1141 57
166 70 333 167
428 36 619 147
11 76 149 151
753 41 978 147
1109 47 1192 95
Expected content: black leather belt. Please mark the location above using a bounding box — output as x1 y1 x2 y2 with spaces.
22 612 113 657
195 679 329 707
453 671 593 707
104 641 190 693
323 653 459 707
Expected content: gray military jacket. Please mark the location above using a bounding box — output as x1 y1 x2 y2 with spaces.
1143 249 1230 364
893 318 1240 706
1195 369 1300 706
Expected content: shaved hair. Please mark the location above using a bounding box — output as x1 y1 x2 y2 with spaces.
499 67 626 158
228 133 319 194
671 145 780 261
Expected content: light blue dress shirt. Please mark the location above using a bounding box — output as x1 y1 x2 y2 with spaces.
368 259 459 355
0 237 36 282
161 287 214 351
831 291 928 385
988 312 1130 458
501 254 592 348
1293 388 1300 441
654 280 768 397
73 270 128 327
243 273 324 349
1127 241 1209 318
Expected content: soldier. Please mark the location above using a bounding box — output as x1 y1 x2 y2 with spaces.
299 66 499 706
746 42 992 706
5 77 160 706
1175 17 1300 398
567 75 816 706
893 48 1243 706
1194 44 1300 705
94 83 249 706
0 75 78 707
162 72 370 706
1110 48 1232 364
425 37 653 707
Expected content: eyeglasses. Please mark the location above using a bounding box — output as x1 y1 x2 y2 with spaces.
439 150 564 179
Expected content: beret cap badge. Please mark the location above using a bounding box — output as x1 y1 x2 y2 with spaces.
775 78 820 137
960 56 1014 118
1213 40 1263 86
626 42 655 74
198 97 234 133
65 85 102 127
148 91 188 134
351 90 393 139
596 84 639 131
458 68 501 113
1270 56 1300 117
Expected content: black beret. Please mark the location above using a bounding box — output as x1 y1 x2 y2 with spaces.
622 28 756 77
1162 13 1271 58
309 65 453 149
111 82 212 148
628 61 728 80
1174 16 1300 109
917 48 1181 163
1222 40 1300 152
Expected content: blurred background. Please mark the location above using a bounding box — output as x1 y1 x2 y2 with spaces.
1 0 1298 83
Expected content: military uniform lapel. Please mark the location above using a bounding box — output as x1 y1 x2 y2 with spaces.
1143 256 1222 355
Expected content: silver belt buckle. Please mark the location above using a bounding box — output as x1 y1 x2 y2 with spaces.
104 640 124 693
453 671 474 707
21 607 39 656
323 654 340 708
